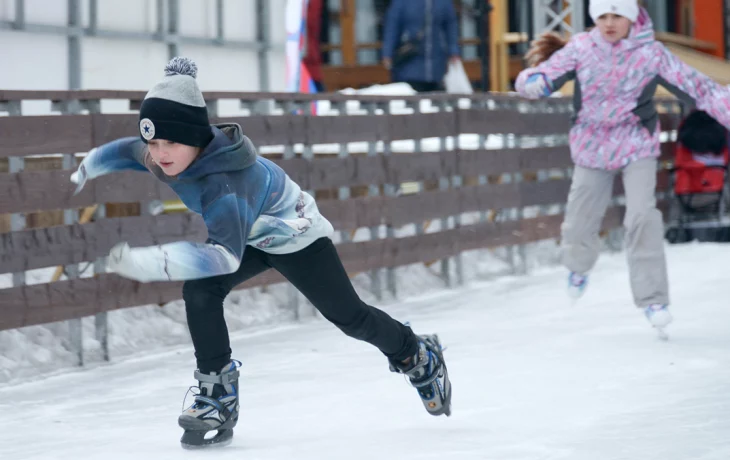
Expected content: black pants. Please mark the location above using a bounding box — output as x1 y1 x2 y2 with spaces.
183 237 419 373
405 81 444 93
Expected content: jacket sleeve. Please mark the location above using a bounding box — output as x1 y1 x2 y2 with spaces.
656 43 730 128
81 137 148 177
161 193 252 280
381 0 402 59
515 37 579 96
110 194 252 282
444 0 459 57
72 137 148 194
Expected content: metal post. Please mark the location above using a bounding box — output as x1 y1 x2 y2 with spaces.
68 0 82 91
412 99 425 237
13 0 24 30
8 149 26 287
383 101 397 298
450 101 464 286
533 0 584 36
476 97 489 223
513 103 527 275
337 101 351 243
81 98 109 362
215 0 224 45
5 101 24 289
206 100 219 119
93 204 109 361
58 51 84 363
63 153 82 366
282 100 301 317
477 2 492 92
647 0 668 32
167 0 180 59
438 100 451 288
367 102 382 300
256 0 271 91
156 0 165 39
525 0 533 43
88 0 98 35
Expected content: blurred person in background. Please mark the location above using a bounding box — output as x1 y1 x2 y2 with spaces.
381 0 460 93
303 0 326 92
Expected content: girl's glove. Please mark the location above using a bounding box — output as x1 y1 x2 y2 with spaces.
523 73 552 99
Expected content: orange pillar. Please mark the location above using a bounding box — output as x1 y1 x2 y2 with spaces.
693 0 726 58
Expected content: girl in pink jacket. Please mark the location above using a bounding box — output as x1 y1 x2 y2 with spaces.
515 0 730 338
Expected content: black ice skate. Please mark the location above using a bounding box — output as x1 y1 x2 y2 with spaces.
390 334 452 416
178 360 240 449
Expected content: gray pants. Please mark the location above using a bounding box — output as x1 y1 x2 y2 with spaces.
561 158 669 307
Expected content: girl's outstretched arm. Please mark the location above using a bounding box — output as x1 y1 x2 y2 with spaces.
71 137 149 194
108 193 252 282
515 36 579 98
656 44 730 128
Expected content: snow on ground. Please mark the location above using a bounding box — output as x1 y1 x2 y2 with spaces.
0 239 534 385
1 242 729 460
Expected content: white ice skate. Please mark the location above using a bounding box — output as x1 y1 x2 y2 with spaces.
644 304 672 340
567 272 588 300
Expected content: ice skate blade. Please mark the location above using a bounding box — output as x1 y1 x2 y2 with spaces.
180 428 233 449
648 310 673 329
567 287 585 301
425 401 452 417
656 328 669 341
423 376 452 417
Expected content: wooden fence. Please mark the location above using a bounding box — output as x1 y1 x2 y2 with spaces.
0 90 684 364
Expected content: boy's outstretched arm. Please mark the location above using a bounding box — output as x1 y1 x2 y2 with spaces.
71 137 149 194
107 193 251 282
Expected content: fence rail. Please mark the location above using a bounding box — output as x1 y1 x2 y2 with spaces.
0 90 684 365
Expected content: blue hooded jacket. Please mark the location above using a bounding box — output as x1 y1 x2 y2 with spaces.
75 123 334 282
381 0 460 84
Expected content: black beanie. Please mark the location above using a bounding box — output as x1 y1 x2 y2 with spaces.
138 57 213 148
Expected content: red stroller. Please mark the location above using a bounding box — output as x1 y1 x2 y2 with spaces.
665 110 730 243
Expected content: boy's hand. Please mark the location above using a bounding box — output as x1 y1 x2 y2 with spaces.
108 242 166 282
523 73 552 99
70 163 88 196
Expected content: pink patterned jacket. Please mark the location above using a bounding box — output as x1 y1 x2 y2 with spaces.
515 8 730 170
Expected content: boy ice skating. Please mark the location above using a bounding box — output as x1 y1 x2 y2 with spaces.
516 0 730 338
71 57 451 449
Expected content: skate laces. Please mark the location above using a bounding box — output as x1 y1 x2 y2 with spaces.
402 339 443 388
182 385 202 412
183 360 242 411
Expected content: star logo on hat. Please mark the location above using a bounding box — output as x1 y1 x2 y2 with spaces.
139 118 155 140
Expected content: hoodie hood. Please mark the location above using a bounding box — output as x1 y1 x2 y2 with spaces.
590 7 655 53
177 123 258 180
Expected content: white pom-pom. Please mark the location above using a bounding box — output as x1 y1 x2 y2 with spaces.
164 57 198 78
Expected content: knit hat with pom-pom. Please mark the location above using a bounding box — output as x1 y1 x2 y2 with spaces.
138 57 213 147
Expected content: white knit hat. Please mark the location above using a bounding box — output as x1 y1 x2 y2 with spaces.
589 0 639 22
